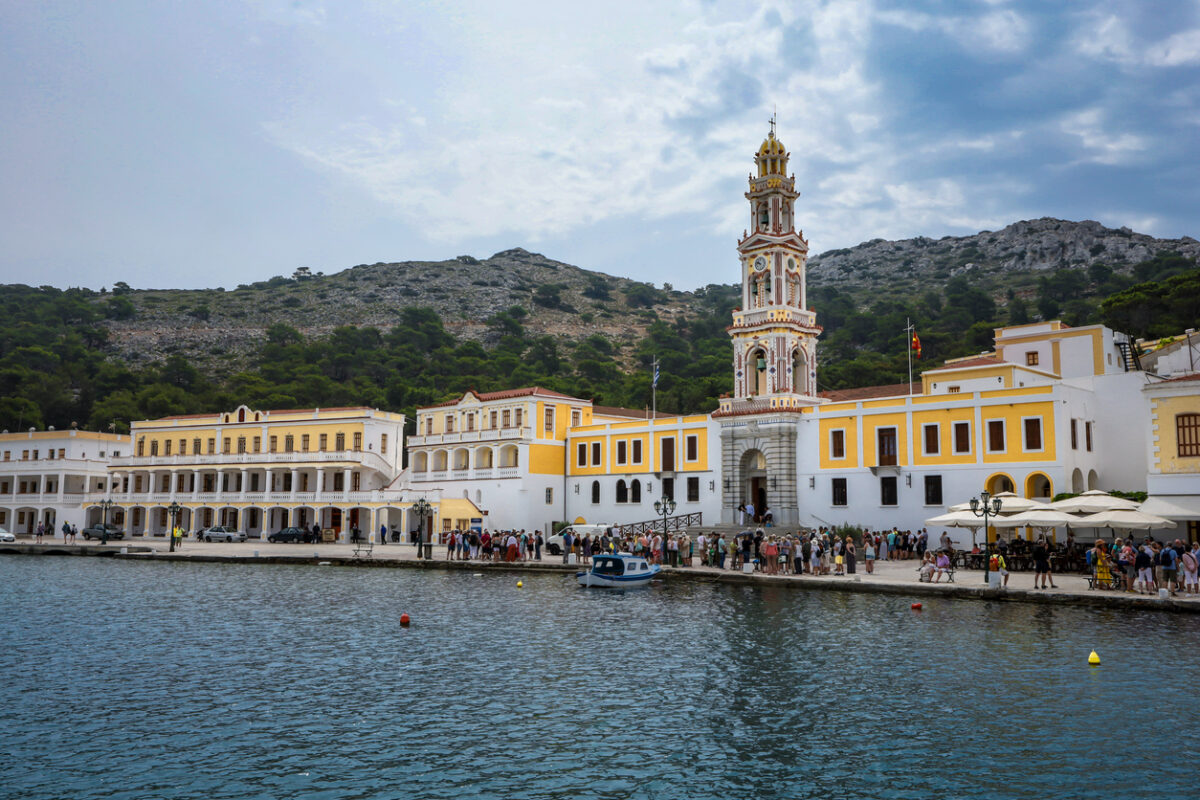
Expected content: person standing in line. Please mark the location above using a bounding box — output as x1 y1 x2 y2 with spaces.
863 534 875 574
1032 537 1056 589
535 531 543 561
844 536 857 575
69 523 78 544
1181 544 1199 595
61 521 70 542
1134 542 1155 595
561 530 573 564
697 532 708 566
1158 542 1178 596
35 522 44 543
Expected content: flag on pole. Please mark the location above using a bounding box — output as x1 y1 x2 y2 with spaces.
653 361 660 387
911 331 922 359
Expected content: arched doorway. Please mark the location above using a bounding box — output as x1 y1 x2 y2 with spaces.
1071 468 1084 493
1087 470 1099 490
740 449 768 521
985 473 1014 495
1024 472 1052 499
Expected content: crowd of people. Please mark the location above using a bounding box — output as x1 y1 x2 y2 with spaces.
1087 536 1200 596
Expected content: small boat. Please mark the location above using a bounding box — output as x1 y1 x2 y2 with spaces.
576 553 660 588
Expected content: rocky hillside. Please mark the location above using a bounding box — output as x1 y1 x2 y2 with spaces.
102 248 698 372
809 217 1200 297
91 218 1197 372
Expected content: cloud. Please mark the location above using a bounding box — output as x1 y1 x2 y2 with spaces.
1059 107 1147 165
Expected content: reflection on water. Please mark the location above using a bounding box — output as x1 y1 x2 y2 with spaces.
0 558 1195 799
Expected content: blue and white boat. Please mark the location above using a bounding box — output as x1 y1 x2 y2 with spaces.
576 553 660 588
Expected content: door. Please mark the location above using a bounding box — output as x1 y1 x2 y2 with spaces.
661 438 675 472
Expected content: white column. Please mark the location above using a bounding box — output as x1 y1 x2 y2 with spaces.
239 469 248 497
342 468 351 497
169 470 178 500
192 470 200 496
289 469 298 498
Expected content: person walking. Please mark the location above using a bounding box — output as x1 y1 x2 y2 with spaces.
61 521 71 542
1032 537 1056 589
35 522 45 544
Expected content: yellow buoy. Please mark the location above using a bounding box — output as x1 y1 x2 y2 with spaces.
517 581 523 588
1088 650 1101 666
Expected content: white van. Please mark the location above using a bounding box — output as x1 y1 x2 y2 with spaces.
546 523 614 555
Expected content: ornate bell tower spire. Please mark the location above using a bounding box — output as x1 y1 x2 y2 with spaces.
717 124 822 415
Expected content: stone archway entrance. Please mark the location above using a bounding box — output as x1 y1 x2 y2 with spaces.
740 449 768 522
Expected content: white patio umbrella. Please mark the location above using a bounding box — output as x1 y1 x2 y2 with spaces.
988 509 1080 529
1074 509 1176 531
1049 490 1140 514
924 510 988 528
948 491 1049 513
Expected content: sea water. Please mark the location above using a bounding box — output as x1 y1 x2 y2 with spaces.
0 556 1195 799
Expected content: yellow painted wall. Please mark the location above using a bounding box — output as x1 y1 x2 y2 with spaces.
137 421 367 457
911 408 978 466
819 416 859 469
922 364 1014 394
528 443 565 475
863 412 909 467
1152 395 1200 473
979 401 1055 463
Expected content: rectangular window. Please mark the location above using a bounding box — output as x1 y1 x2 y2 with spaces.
880 476 898 506
662 477 674 502
923 424 939 455
1085 421 1093 452
987 420 1005 452
336 432 345 450
1023 418 1043 451
163 440 172 456
284 435 294 453
544 407 554 434
252 436 260 453
191 438 200 455
319 433 328 451
501 410 511 428
830 429 845 459
353 432 362 451
2 451 7 461
178 439 186 455
237 436 246 454
1070 419 1078 449
1178 414 1200 457
876 428 897 466
446 416 455 434
953 422 970 454
207 438 215 454
832 477 847 507
687 476 699 502
947 386 961 393
489 410 497 429
269 436 278 453
466 414 475 432
632 439 643 464
924 475 943 505
591 441 601 466
1026 351 1039 366
577 443 587 467
515 408 523 427
222 437 231 454
59 448 65 458
424 418 433 436
150 441 158 456
545 487 553 505
616 440 627 465
301 434 310 452
381 434 388 455
352 472 361 491
571 410 581 427
22 449 29 460
686 434 698 461
32 450 38 460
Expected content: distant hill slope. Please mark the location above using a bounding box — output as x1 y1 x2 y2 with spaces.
48 217 1200 374
808 217 1200 297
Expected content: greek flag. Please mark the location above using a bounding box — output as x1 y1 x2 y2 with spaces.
653 362 660 388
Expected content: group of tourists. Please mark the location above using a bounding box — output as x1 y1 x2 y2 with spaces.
443 529 544 562
695 529 868 576
1088 536 1200 595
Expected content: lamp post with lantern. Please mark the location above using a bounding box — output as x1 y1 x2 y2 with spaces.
969 491 1003 585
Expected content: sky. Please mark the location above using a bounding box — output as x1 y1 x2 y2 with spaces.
2 0 1199 292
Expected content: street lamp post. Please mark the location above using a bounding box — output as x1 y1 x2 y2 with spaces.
653 495 676 565
413 498 432 559
969 490 1003 586
99 499 114 545
168 501 181 553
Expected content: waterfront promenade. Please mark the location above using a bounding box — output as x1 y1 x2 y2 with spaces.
4 538 1198 613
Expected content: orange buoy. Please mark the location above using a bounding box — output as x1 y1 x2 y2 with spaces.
400 613 411 627
911 602 922 610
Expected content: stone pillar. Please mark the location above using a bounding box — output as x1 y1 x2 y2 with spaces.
289 468 298 498
239 469 248 497
342 468 351 497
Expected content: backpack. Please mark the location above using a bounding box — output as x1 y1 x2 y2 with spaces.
989 555 1000 571
1183 551 1198 572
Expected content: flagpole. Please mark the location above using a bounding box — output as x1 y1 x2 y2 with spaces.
906 318 913 396
652 355 658 418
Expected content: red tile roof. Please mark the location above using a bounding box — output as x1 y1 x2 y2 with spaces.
819 383 917 402
591 405 675 420
1162 372 1200 383
419 387 584 410
926 355 1004 371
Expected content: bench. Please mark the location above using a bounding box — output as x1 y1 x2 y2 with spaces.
918 565 955 583
1086 572 1121 590
353 540 374 559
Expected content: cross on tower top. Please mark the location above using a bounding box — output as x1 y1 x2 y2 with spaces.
769 110 776 138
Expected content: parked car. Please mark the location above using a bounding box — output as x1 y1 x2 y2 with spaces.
200 526 248 543
267 527 316 544
0 527 15 543
82 523 125 540
546 523 614 555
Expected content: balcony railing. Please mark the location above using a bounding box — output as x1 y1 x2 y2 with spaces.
109 449 394 475
407 427 532 447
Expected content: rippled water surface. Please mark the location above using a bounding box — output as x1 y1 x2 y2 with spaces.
1 556 1196 799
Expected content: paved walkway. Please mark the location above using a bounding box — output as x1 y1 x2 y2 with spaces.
8 538 1198 612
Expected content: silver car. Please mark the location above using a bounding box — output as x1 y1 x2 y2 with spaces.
200 526 247 543
0 527 14 543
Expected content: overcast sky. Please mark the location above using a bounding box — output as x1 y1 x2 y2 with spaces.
2 0 1198 292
